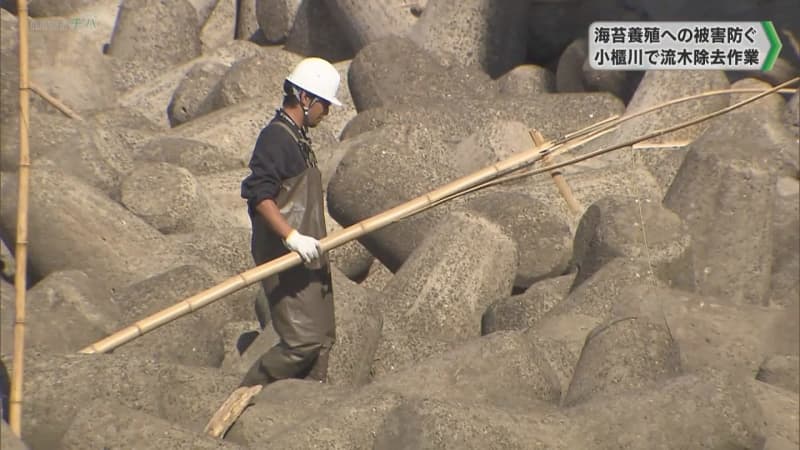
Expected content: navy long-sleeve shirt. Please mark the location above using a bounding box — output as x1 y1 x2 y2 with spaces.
241 111 311 216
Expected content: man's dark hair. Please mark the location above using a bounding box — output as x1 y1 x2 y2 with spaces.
283 80 301 107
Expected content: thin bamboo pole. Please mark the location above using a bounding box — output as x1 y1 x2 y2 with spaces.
10 0 31 437
522 78 800 177
551 86 796 151
29 81 84 121
532 130 582 214
401 79 799 218
483 82 799 193
78 78 799 356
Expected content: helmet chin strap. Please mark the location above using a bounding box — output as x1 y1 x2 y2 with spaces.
291 86 313 127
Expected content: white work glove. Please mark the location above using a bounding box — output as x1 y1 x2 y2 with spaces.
282 229 321 263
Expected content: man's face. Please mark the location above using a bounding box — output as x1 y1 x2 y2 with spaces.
303 95 330 128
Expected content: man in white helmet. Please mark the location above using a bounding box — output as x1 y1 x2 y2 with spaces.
240 57 342 387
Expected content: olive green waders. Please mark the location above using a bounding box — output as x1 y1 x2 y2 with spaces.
241 166 336 386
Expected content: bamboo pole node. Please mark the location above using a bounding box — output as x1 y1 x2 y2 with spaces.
531 129 583 215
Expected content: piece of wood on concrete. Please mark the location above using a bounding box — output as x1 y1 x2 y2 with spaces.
204 385 263 438
532 129 583 215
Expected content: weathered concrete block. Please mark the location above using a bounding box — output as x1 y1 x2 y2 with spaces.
748 378 799 448
547 258 668 322
326 267 383 387
556 38 588 94
136 136 246 175
663 108 777 305
234 0 260 41
167 59 230 127
628 70 732 144
372 211 517 376
195 168 253 230
112 265 234 368
0 163 183 295
786 91 799 135
255 0 301 43
581 54 638 103
757 355 800 394
376 330 563 408
221 324 280 377
11 14 117 113
239 384 405 449
615 284 780 377
227 379 349 446
450 119 532 176
556 38 637 102
115 40 263 128
525 0 642 64
407 0 529 77
496 64 555 96
168 95 274 167
59 399 246 449
219 319 260 365
169 226 253 278
328 123 462 271
372 396 558 450
372 367 765 449
1 113 133 197
208 49 302 110
201 0 236 52
728 78 798 178
562 369 767 449
346 36 495 112
20 0 103 16
0 271 122 357
482 273 574 335
322 0 419 51
630 144 689 193
107 0 201 71
120 162 203 234
463 188 574 288
16 354 240 450
0 279 13 358
563 315 682 407
0 232 13 280
360 258 394 292
0 419 28 450
330 111 617 279
770 177 799 307
326 232 374 282
284 0 354 62
570 195 693 288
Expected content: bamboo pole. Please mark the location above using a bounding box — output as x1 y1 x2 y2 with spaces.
10 0 32 437
78 78 799 356
79 133 562 354
532 129 583 214
29 81 84 121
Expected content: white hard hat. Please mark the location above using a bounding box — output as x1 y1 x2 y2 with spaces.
285 57 342 107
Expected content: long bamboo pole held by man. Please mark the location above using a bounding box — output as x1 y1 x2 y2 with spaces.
10 0 32 437
78 78 799 357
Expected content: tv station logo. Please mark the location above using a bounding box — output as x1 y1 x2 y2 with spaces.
588 21 783 71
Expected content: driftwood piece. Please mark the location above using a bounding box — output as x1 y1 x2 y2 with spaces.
533 130 582 215
204 385 263 438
